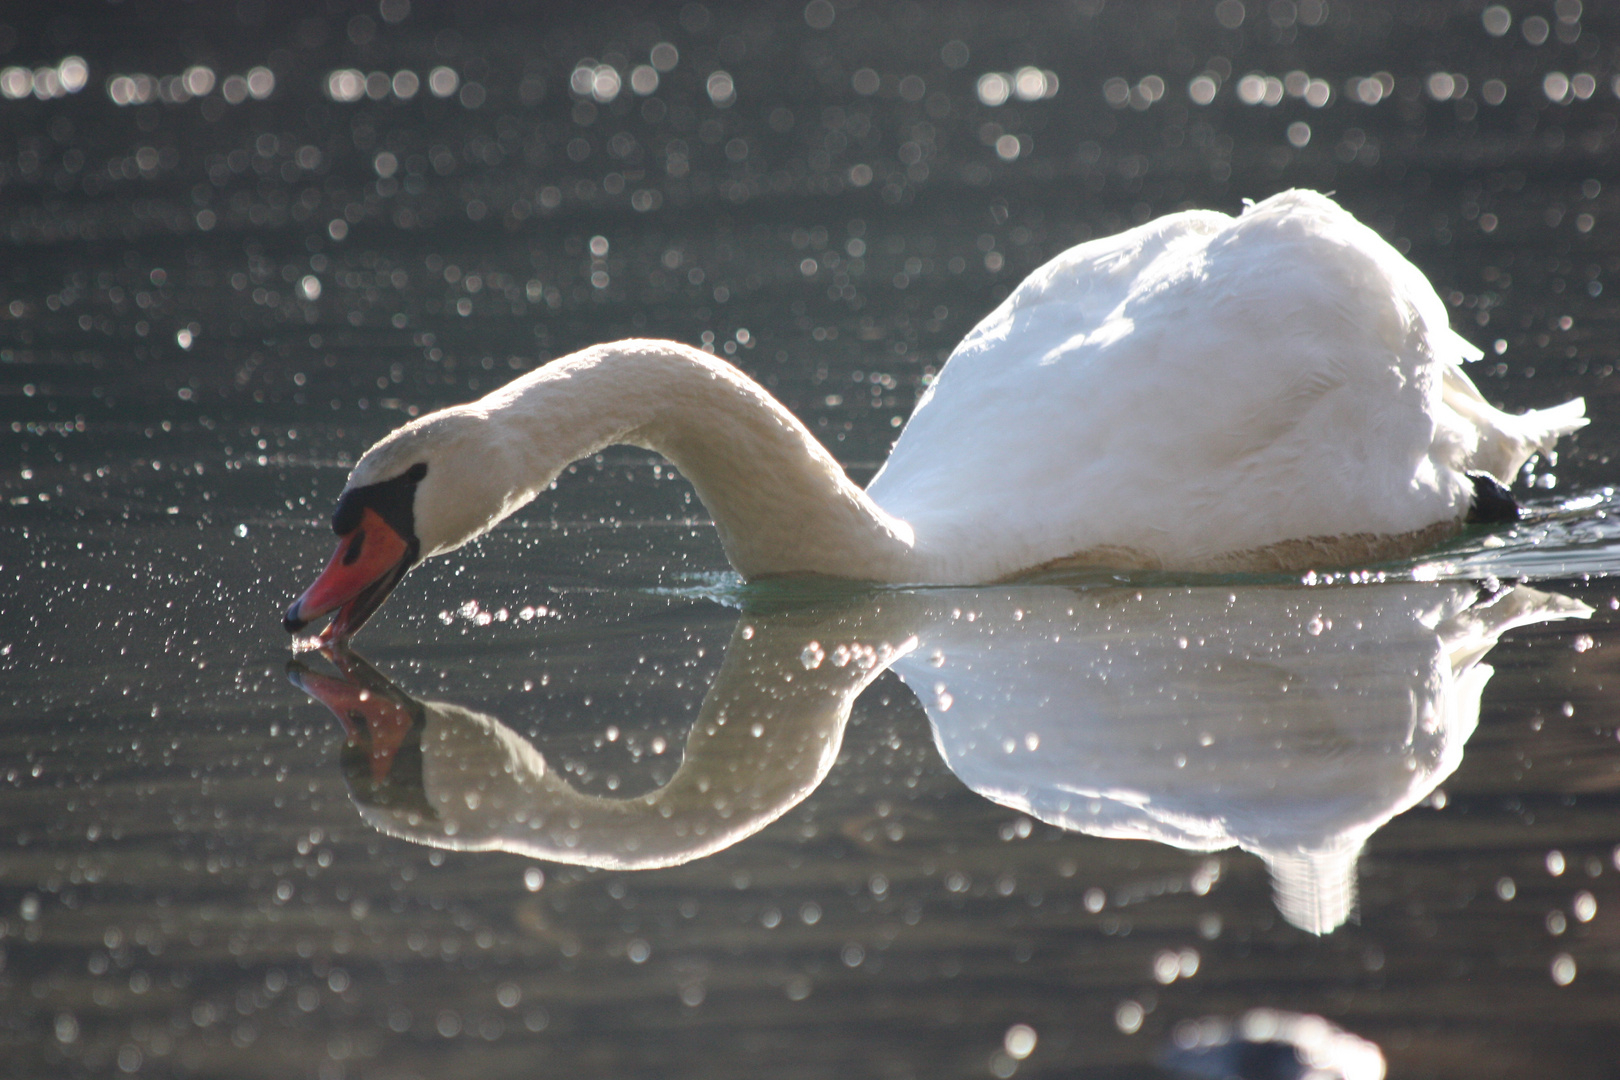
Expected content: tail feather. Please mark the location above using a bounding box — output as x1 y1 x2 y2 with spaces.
1442 366 1587 483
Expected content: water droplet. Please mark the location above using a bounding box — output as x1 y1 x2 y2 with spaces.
1003 1024 1036 1062
1552 953 1577 985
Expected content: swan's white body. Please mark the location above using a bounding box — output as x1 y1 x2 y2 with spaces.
348 190 1586 583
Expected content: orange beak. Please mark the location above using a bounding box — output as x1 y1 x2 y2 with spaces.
284 508 416 642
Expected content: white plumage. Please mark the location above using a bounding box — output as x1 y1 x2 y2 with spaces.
868 189 1585 577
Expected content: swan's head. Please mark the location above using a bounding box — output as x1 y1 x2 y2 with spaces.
285 407 533 641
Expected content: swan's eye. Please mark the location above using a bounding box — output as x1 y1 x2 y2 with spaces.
342 529 366 566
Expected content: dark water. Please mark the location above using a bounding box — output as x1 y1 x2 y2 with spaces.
6 2 1620 1077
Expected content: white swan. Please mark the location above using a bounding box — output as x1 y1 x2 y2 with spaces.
285 190 1587 640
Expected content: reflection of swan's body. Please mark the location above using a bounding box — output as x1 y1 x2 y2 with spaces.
291 581 1585 933
891 583 1588 933
284 190 1584 640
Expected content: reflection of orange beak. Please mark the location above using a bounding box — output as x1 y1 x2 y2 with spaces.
287 657 418 783
284 508 415 642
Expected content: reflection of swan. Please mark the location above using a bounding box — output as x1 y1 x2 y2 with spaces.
288 606 915 869
284 190 1585 640
893 583 1589 934
290 581 1584 934
1160 1008 1385 1080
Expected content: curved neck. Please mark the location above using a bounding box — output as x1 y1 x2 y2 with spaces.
487 340 915 580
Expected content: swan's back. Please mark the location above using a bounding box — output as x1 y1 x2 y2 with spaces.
867 190 1580 580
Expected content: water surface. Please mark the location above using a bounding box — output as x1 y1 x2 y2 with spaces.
5 2 1620 1077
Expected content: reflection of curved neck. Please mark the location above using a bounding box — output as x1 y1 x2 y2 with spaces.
344 602 915 869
